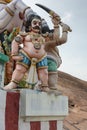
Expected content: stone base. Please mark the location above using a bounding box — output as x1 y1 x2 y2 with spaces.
20 89 68 122
0 53 9 87
0 89 68 130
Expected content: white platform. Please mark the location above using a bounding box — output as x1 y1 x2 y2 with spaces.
20 89 68 121
0 62 5 87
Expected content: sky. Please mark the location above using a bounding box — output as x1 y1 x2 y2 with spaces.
23 0 87 81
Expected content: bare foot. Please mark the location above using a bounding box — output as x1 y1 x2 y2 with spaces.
53 90 62 96
50 89 62 96
41 86 51 93
4 82 17 90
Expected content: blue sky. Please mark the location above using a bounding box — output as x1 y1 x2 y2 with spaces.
23 0 87 81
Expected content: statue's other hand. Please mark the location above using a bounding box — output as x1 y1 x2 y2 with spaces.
12 55 23 61
61 23 72 32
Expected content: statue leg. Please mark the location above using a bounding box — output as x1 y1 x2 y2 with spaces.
48 72 58 89
47 58 62 96
48 72 62 96
38 68 50 92
4 64 27 90
5 59 14 84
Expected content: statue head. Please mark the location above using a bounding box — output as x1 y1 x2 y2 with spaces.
41 19 50 34
25 14 42 33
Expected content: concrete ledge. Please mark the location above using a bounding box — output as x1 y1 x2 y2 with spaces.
0 53 9 87
0 90 66 130
20 89 68 121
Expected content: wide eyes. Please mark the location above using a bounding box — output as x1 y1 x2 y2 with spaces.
33 21 41 26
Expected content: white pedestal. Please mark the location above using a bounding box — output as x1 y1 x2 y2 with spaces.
0 89 68 130
0 62 5 87
0 53 9 87
20 89 68 122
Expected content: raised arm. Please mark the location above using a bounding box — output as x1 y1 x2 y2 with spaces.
56 23 72 45
36 3 72 46
51 12 72 45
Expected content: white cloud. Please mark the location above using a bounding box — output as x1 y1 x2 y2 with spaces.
62 12 72 22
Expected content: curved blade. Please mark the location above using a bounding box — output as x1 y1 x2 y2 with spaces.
35 3 54 16
36 3 72 32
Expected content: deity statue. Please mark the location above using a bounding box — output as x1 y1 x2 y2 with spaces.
36 4 72 93
0 0 36 84
4 14 50 92
2 3 71 95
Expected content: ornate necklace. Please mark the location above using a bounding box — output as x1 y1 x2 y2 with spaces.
30 32 44 50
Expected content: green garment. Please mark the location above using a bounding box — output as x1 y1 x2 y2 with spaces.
47 58 57 72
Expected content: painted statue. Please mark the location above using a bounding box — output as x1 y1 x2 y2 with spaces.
0 0 36 84
4 14 51 92
1 1 72 95
4 5 71 95
36 4 72 92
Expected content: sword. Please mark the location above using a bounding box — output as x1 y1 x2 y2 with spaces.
35 3 72 32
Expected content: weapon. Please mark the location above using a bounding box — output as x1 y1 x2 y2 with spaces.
36 3 72 32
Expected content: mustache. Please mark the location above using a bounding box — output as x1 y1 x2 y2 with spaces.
33 26 40 30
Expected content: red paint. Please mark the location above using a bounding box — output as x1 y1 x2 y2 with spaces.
30 121 41 130
49 120 57 130
5 92 20 130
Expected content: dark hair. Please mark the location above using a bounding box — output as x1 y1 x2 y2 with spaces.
41 19 50 34
25 14 41 32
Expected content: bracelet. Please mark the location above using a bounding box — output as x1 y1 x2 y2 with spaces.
11 80 19 84
11 53 18 57
15 36 22 44
54 25 59 28
63 31 68 33
5 7 14 16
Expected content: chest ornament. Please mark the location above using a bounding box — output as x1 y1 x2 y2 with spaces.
30 33 44 50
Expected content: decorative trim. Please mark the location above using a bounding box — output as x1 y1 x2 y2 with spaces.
5 6 14 16
11 79 19 84
63 31 68 33
54 25 59 28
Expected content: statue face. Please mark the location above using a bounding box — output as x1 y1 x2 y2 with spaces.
31 18 41 33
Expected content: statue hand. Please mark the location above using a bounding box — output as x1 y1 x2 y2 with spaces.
61 23 72 32
12 55 23 61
